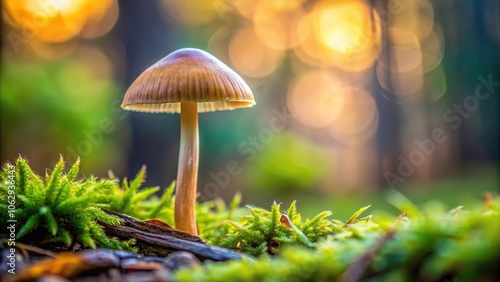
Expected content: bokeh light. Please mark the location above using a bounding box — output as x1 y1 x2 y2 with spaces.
420 28 444 73
252 0 304 51
377 62 424 101
29 39 79 59
4 0 119 44
287 70 345 128
229 26 283 78
79 0 119 39
160 0 219 26
390 0 434 41
327 88 379 144
2 0 497 208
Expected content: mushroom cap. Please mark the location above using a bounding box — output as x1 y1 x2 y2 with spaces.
121 48 255 113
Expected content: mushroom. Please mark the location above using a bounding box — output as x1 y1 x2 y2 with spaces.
121 48 255 235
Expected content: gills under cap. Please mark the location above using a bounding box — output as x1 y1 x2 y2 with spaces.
121 48 255 113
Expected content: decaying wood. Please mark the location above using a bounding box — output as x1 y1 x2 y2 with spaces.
104 211 203 243
4 249 201 282
3 209 246 282
101 210 245 261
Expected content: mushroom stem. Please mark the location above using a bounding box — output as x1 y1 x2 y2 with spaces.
174 102 199 235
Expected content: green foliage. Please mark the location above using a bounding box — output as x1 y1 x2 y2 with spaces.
109 167 246 245
196 193 246 245
3 156 499 281
0 156 242 250
109 166 175 223
220 203 291 256
245 131 328 194
0 155 374 256
0 58 122 173
175 195 500 281
0 157 133 249
219 201 373 255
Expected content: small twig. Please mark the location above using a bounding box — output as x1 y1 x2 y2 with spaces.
14 242 57 258
1 239 57 266
339 230 396 282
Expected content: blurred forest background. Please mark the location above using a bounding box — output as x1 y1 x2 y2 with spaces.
1 0 499 217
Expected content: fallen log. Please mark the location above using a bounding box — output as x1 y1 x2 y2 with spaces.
101 210 245 261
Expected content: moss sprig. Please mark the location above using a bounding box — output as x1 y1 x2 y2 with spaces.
108 167 245 245
219 201 373 255
0 157 129 249
176 195 500 282
110 166 175 222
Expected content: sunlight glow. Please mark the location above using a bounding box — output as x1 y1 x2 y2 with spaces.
229 27 284 77
4 0 118 43
287 71 345 128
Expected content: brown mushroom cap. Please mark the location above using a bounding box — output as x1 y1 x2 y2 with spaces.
121 48 255 113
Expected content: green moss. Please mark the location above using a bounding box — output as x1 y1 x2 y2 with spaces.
0 156 246 250
2 156 499 281
0 157 132 250
245 131 328 195
108 165 246 245
218 202 372 255
175 194 500 281
110 165 176 223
